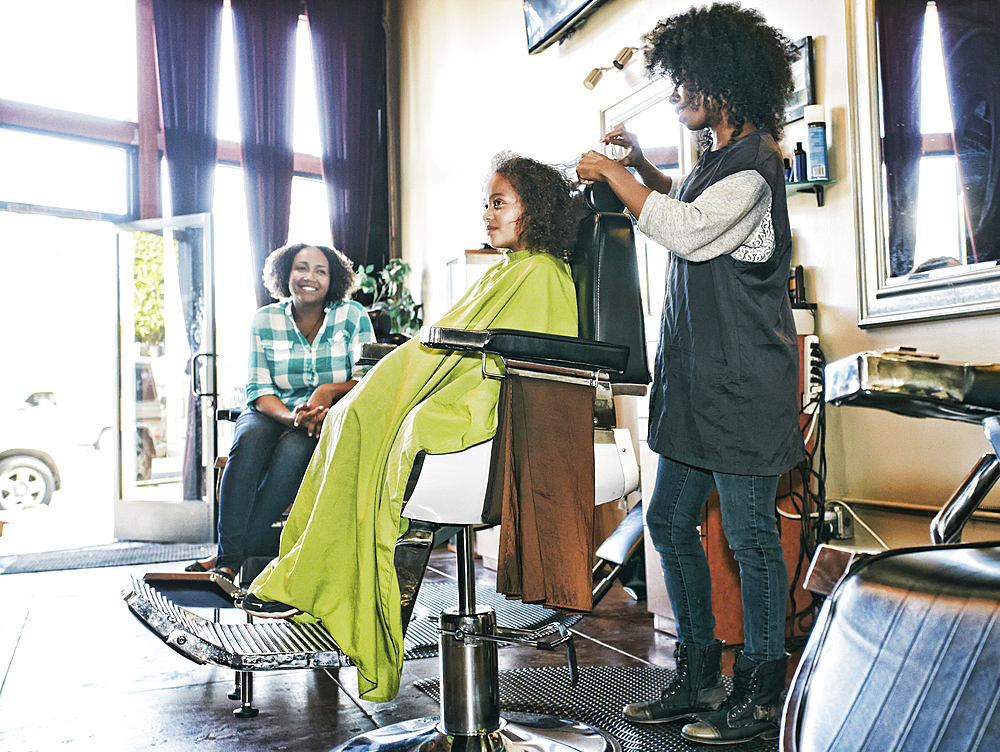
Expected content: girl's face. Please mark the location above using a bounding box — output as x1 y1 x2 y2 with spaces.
288 246 330 306
483 173 526 251
669 83 712 132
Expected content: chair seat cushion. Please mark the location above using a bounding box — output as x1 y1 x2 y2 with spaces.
401 428 638 525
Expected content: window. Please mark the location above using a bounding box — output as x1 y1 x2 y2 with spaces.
911 2 964 274
0 0 137 121
0 129 130 216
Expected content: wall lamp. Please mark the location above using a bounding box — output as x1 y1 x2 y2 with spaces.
583 46 638 89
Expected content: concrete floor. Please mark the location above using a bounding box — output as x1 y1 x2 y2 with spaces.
0 547 773 752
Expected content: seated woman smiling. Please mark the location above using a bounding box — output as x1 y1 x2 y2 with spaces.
238 153 581 703
187 243 375 580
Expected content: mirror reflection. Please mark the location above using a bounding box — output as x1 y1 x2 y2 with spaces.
878 0 999 281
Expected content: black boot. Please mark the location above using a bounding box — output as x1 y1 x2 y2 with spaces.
681 651 788 745
623 640 727 723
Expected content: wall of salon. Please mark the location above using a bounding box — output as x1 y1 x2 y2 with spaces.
389 0 1000 549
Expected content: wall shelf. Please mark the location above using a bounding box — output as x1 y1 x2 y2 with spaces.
786 178 836 207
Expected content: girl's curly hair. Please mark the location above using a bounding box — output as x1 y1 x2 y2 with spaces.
262 242 358 304
490 152 579 262
644 3 798 141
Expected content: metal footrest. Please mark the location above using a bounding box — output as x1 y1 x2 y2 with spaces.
123 575 343 671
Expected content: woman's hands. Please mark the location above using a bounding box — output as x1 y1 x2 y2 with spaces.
576 125 647 183
601 124 644 167
252 381 360 439
292 380 359 438
575 126 671 219
291 402 328 438
576 150 624 185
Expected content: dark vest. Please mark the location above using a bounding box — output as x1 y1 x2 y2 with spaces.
648 130 806 476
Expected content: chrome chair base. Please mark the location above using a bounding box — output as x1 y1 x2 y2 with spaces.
329 714 620 752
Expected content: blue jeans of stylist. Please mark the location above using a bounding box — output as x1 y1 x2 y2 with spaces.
215 408 317 573
645 454 787 662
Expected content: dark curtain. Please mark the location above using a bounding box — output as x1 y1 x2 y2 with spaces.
876 0 926 277
306 0 385 268
231 0 300 308
151 0 223 502
936 0 1000 264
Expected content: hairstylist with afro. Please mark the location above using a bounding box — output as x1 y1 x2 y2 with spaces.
577 3 805 745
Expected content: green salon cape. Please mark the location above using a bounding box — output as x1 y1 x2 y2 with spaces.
249 249 578 702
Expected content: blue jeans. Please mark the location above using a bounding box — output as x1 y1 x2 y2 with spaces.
215 409 317 572
645 454 787 662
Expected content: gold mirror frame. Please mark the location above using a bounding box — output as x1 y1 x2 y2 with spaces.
848 0 1000 327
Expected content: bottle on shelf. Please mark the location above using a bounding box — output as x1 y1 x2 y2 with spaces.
792 142 807 183
805 104 828 181
784 158 792 182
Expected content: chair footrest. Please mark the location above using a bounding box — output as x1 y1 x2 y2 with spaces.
123 576 344 671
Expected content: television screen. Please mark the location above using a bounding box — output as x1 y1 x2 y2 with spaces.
523 0 608 54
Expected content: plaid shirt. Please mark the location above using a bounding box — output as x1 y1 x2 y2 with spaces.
246 299 376 409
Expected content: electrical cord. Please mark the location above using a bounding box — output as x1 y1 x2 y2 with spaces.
779 339 828 647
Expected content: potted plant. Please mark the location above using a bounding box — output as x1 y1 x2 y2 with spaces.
355 258 423 341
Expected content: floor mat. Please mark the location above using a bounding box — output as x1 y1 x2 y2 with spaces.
403 581 582 660
415 666 778 752
1 542 215 575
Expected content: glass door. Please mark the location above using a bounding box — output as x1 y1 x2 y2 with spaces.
113 213 217 542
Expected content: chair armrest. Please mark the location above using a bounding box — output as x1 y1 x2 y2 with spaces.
420 326 629 375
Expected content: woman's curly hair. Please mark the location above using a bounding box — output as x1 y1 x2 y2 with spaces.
643 3 797 141
490 152 580 262
262 242 358 304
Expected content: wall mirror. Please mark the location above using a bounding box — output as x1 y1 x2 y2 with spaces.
600 78 695 319
848 0 1000 326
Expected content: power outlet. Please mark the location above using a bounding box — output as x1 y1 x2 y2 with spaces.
802 335 823 412
823 502 855 541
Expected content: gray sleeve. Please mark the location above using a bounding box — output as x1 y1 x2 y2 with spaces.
636 170 775 263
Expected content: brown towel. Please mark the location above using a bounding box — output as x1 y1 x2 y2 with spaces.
492 373 596 612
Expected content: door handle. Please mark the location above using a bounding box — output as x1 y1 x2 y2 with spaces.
192 352 216 398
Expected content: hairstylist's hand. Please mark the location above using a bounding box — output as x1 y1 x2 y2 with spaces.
576 150 620 185
600 124 644 167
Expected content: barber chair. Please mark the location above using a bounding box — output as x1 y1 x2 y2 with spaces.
124 184 651 744
781 350 1000 751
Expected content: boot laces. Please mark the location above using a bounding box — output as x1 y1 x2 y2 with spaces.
722 667 758 717
661 650 690 699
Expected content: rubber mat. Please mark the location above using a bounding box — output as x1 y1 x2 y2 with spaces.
414 666 778 752
403 582 583 660
1 542 216 575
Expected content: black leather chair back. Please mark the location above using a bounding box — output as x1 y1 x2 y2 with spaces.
784 541 1000 750
572 182 651 386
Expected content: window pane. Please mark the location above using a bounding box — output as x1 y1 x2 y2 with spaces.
0 0 136 120
217 5 240 143
0 210 118 553
920 4 955 134
217 7 322 156
0 129 128 215
294 18 322 156
289 176 333 248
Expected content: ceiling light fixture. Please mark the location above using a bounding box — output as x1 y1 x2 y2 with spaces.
583 46 639 89
583 66 611 90
613 46 638 70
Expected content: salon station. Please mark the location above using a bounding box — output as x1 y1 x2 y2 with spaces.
1 0 999 751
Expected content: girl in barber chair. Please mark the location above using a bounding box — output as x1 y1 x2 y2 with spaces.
185 243 375 581
238 153 580 704
577 3 804 746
